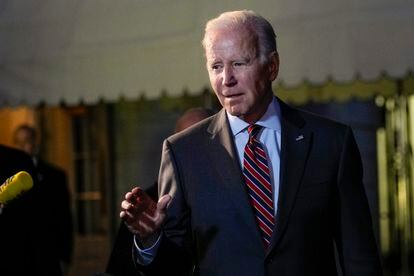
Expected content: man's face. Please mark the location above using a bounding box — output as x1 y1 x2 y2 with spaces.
205 27 279 123
14 130 35 155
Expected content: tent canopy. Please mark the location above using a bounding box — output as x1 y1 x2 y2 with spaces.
1 0 413 106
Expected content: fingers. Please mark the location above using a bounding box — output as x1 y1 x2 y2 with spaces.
124 187 142 202
121 200 133 210
121 188 154 213
135 188 157 213
121 203 160 240
119 187 157 232
120 187 143 222
119 187 171 240
157 194 171 213
122 208 157 228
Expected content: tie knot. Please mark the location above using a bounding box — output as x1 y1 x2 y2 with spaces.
247 124 262 140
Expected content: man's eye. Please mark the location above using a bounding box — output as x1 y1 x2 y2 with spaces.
211 64 222 70
234 62 245 67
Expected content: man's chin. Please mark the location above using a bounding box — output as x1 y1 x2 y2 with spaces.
226 107 243 117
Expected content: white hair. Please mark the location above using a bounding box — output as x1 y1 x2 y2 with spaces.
202 10 277 63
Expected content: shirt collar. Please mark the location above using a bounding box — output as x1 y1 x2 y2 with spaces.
227 96 282 136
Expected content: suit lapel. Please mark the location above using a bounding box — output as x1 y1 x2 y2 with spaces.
206 110 263 245
267 100 313 254
205 103 313 254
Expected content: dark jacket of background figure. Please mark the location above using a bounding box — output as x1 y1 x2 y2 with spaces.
0 145 61 276
35 158 73 265
135 99 382 276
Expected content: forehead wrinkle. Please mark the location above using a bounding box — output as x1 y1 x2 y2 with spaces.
205 27 258 65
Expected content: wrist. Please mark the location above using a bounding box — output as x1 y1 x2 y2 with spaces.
136 231 161 249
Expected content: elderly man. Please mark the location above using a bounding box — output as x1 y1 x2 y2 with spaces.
121 10 382 275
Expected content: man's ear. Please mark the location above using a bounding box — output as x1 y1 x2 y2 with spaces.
268 52 279 81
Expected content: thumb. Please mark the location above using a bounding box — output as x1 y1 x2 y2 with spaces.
157 194 171 213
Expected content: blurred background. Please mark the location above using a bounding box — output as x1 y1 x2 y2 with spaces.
0 1 413 275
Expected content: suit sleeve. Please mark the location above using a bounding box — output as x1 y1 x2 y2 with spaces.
134 140 193 275
334 127 382 275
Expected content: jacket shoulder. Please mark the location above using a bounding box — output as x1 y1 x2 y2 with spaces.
280 100 350 132
166 112 219 145
0 145 35 182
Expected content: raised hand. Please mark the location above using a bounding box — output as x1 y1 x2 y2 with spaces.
120 187 171 247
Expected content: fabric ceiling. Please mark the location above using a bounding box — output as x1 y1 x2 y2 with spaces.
0 0 413 106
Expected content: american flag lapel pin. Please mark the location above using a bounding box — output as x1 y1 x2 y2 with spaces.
295 135 304 141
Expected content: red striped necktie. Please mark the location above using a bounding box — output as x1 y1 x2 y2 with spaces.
243 124 275 248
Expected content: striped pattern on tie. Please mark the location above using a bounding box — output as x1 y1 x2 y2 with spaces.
243 124 275 248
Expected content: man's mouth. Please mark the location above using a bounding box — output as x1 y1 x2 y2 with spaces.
224 93 243 98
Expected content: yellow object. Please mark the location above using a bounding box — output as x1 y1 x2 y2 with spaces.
0 171 33 204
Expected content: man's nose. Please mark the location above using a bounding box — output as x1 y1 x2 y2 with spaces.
223 66 236 87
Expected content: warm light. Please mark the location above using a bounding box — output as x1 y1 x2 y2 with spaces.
0 106 35 146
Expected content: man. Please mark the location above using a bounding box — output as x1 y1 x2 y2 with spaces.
121 10 382 275
0 144 61 275
106 107 214 275
13 125 73 273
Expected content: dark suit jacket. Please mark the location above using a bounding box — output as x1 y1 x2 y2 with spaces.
0 145 61 276
137 100 382 276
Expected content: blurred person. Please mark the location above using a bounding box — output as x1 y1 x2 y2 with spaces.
13 125 73 274
0 144 61 275
174 107 215 133
121 10 382 275
106 107 214 276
